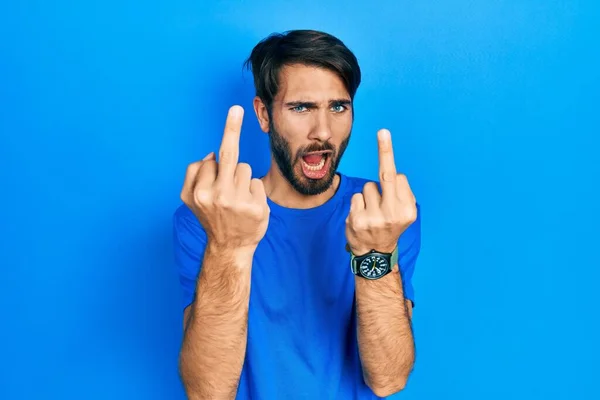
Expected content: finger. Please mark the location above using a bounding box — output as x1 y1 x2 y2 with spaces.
195 159 218 189
350 192 366 212
362 182 381 211
180 152 215 202
180 163 200 204
396 173 415 204
234 163 252 191
217 105 244 182
377 129 397 202
250 178 267 203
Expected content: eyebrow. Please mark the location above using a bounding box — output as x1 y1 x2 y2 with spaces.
284 98 352 108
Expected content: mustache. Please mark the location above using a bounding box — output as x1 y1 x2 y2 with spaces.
297 141 336 159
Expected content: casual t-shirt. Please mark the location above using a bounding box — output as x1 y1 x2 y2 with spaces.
173 173 421 399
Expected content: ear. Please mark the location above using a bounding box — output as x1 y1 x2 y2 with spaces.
253 96 270 133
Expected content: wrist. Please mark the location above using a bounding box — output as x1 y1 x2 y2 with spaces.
205 241 256 265
347 242 369 256
348 242 397 256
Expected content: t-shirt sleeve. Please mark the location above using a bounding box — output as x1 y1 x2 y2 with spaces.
173 204 208 310
397 202 421 307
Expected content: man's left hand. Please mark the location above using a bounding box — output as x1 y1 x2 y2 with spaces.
345 129 417 257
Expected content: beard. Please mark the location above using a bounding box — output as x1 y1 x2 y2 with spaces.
268 119 351 196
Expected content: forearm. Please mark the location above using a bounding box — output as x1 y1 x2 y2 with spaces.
355 268 415 396
179 243 254 400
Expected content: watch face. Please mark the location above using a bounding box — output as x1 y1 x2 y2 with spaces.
358 255 390 279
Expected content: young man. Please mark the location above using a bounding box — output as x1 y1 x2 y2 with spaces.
174 29 421 399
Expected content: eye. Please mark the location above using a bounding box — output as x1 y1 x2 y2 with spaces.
291 105 307 113
331 104 347 113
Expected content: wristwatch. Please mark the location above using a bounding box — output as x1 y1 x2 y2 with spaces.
347 244 399 280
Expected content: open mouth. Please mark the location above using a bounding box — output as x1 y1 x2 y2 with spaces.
300 151 332 179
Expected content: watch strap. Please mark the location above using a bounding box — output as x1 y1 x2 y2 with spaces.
391 245 399 269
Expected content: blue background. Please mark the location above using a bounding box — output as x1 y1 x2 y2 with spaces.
1 1 598 399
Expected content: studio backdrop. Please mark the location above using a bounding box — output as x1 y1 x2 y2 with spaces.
1 1 598 399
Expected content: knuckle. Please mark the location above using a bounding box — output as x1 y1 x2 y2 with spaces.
350 194 364 209
396 174 409 187
250 177 265 191
213 192 231 209
238 201 259 218
237 162 251 171
407 209 418 223
236 162 253 177
384 216 397 228
381 171 395 182
224 124 240 137
373 215 387 228
251 204 266 218
219 149 237 164
193 188 212 205
362 182 377 193
351 216 367 231
402 205 417 223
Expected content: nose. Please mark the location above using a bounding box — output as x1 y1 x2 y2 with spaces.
307 110 332 142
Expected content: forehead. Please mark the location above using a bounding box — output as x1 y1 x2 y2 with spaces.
275 64 350 101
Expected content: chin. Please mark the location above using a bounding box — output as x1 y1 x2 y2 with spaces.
289 168 337 196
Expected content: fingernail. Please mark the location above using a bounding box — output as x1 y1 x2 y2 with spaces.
230 105 243 118
203 152 214 161
379 129 391 141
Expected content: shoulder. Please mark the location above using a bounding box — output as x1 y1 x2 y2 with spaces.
340 173 373 193
338 174 376 202
340 172 420 207
340 173 395 197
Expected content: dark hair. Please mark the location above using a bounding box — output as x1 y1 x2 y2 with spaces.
243 30 362 112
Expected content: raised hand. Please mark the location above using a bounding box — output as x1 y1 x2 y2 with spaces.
180 105 270 252
345 129 417 257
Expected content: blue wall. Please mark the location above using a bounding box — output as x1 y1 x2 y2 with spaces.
1 1 598 399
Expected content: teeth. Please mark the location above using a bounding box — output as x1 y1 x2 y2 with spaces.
302 157 326 171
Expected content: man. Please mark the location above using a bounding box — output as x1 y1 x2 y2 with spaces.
174 29 421 399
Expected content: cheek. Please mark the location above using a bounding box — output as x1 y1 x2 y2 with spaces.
332 114 353 137
283 116 312 134
276 119 307 147
274 112 303 133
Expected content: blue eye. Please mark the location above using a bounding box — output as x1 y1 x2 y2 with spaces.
332 104 347 113
292 105 307 112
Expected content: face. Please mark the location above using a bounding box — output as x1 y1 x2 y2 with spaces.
257 64 353 196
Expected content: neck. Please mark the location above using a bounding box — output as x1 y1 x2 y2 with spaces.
261 163 340 210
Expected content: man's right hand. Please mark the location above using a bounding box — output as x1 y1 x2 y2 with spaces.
180 105 270 252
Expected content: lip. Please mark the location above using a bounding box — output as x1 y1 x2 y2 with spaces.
302 150 333 156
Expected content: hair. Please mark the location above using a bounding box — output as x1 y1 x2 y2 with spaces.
243 29 362 113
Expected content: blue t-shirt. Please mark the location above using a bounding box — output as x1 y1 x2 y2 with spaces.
173 173 421 399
